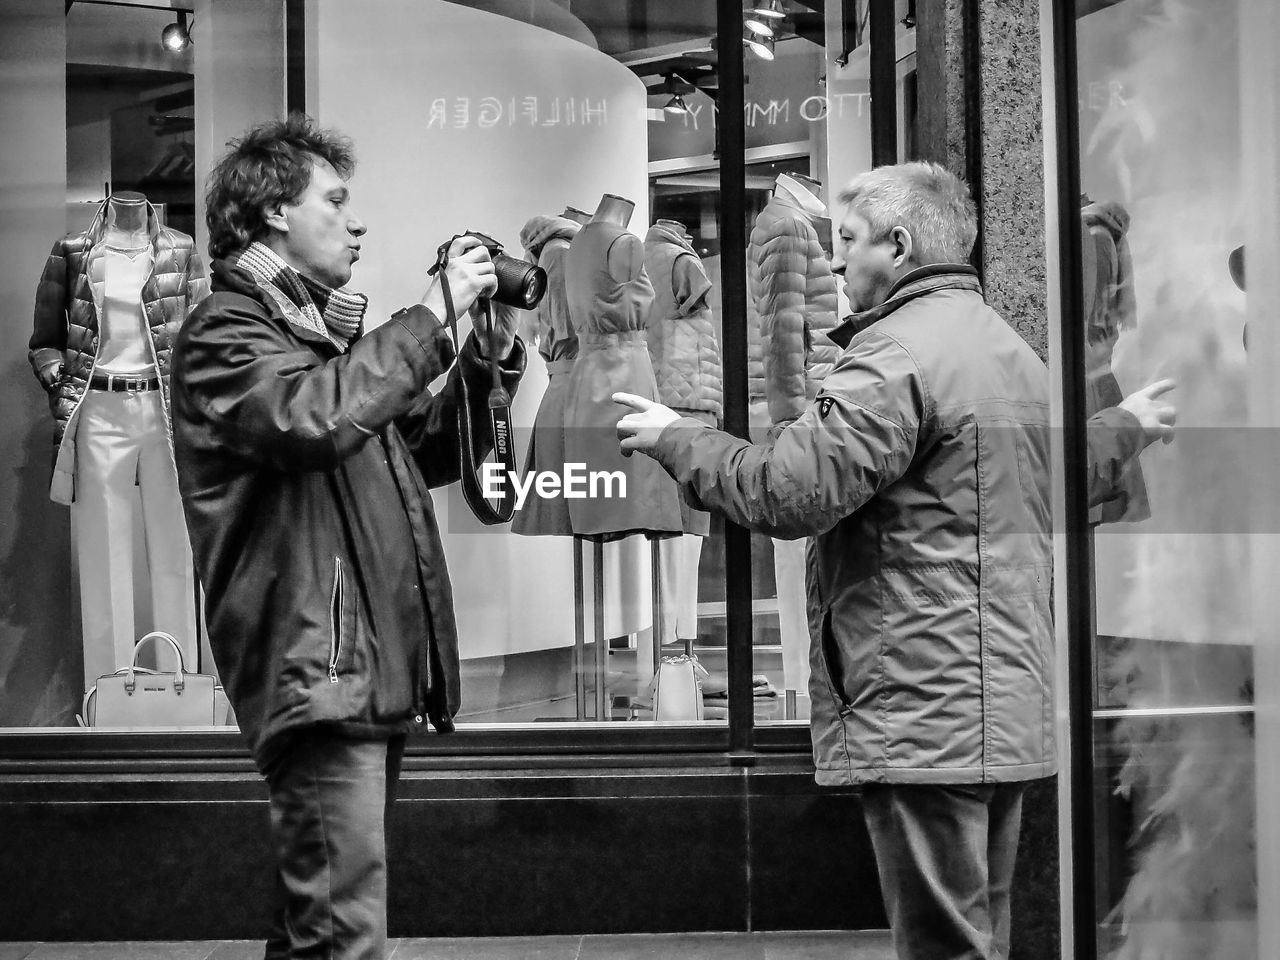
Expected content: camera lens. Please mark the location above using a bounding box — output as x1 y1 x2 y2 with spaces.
520 269 546 308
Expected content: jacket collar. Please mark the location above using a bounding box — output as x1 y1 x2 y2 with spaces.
211 257 341 350
764 189 825 229
773 175 827 219
829 264 983 349
84 197 166 249
645 220 697 257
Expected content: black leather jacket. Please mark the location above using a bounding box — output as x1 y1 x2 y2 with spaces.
171 259 524 770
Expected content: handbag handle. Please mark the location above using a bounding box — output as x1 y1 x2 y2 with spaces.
127 631 188 694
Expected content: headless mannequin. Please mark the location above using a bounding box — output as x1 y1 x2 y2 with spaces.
592 194 645 284
71 191 197 684
104 191 148 251
647 217 710 652
569 194 674 698
766 174 830 711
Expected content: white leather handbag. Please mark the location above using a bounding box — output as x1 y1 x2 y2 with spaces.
78 631 220 729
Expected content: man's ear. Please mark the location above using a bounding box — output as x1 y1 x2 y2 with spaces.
262 203 289 234
891 226 914 269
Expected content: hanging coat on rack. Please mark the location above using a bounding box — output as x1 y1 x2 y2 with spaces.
562 220 681 539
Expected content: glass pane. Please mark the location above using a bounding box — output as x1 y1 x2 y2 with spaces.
741 7 891 725
1073 0 1258 955
280 0 732 729
1 0 284 733
0 1 734 736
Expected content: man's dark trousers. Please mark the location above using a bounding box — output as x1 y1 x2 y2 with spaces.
861 781 1029 960
264 730 406 960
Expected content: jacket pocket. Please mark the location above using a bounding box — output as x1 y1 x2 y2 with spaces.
818 609 853 715
328 556 345 684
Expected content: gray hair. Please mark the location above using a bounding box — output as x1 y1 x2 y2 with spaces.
838 162 978 265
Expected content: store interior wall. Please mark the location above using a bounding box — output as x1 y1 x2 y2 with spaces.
0 0 75 727
193 0 285 266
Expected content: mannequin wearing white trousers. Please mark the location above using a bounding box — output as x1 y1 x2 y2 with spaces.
73 207 196 688
74 388 195 688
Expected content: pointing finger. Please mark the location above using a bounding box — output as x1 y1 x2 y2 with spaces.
613 392 653 412
1141 378 1177 399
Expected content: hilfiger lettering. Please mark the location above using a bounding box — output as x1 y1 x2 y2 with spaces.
329 556 344 684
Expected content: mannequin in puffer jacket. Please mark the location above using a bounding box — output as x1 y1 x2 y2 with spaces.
747 173 840 433
644 219 723 647
746 174 839 700
30 192 208 689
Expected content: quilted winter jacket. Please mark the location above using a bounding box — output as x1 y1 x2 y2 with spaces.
652 266 1055 786
171 259 525 771
29 199 209 504
644 222 722 419
747 194 840 425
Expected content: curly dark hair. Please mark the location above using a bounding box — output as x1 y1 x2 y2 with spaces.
205 113 356 260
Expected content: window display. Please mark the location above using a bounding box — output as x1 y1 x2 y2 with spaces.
0 0 905 739
31 190 207 693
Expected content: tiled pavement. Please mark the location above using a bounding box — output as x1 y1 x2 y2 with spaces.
0 932 896 960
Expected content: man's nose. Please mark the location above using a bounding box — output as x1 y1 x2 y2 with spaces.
831 256 846 276
349 214 367 237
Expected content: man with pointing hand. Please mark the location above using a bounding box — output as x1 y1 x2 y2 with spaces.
617 161 1054 960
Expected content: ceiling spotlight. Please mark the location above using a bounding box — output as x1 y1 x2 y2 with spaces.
750 0 786 18
744 16 775 37
744 33 776 61
161 11 192 53
663 94 690 115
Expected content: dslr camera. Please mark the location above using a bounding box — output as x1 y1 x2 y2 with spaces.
434 231 547 310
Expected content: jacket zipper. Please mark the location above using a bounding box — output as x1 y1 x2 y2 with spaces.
329 556 344 683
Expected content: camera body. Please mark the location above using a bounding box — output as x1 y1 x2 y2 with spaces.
437 231 547 310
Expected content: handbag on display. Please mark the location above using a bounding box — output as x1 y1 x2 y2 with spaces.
78 631 220 729
652 654 705 722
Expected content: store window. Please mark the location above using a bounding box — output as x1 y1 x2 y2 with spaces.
2 0 916 745
1059 0 1277 955
0 0 284 734
5 0 899 739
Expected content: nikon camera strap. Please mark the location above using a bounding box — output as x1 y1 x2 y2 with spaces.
434 269 517 525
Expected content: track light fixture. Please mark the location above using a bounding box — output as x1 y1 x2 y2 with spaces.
161 11 192 53
743 31 775 61
744 16 775 38
749 0 786 19
663 93 690 115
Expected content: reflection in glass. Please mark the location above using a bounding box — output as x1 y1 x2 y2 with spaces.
1075 0 1257 956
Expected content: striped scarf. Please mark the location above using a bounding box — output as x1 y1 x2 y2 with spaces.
235 241 368 350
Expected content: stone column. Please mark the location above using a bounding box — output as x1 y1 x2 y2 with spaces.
918 4 1058 960
916 0 1049 363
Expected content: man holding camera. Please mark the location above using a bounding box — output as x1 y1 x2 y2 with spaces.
617 162 1054 960
170 114 524 960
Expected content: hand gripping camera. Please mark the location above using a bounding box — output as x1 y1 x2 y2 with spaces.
432 231 547 310
428 231 547 527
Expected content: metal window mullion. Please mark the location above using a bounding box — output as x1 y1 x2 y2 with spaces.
1051 0 1099 957
715 0 754 756
869 0 898 166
